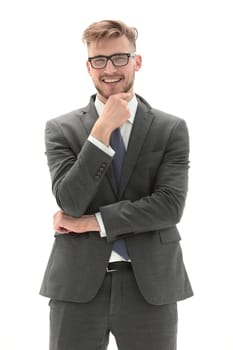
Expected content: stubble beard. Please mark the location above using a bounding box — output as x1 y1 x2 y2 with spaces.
94 77 134 101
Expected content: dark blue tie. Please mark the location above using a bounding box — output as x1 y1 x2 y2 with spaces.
110 128 129 260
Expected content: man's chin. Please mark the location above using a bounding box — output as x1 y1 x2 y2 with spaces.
102 89 129 99
97 91 119 101
96 85 132 101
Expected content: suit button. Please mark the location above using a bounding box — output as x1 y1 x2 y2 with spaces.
95 170 101 178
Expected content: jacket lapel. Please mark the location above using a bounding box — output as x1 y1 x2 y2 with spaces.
119 98 154 197
80 96 99 135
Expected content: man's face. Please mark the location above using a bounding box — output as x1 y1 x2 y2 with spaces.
86 36 142 103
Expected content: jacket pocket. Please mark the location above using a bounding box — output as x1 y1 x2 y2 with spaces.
159 226 181 244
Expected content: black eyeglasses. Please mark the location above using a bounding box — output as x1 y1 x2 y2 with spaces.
88 52 136 69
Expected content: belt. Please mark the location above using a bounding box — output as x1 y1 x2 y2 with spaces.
106 261 132 272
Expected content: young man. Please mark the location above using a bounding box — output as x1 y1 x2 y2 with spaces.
40 19 193 350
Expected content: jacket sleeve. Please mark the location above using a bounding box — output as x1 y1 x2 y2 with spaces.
100 118 190 242
45 119 112 217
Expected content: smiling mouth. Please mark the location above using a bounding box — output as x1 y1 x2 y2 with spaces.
102 78 122 84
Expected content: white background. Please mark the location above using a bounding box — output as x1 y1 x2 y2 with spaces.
0 0 232 349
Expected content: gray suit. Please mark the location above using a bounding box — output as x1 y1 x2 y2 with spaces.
40 94 193 307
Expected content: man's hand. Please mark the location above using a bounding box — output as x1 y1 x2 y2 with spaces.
53 210 100 234
90 92 133 146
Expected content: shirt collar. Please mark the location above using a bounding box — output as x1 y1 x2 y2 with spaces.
95 94 138 125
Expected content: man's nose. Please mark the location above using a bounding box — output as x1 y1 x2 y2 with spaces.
104 59 117 73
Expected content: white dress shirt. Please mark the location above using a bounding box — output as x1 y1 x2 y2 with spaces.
88 95 138 261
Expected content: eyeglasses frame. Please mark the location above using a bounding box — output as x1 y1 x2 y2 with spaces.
88 52 136 69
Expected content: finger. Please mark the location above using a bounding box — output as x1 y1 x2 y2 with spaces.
53 210 63 220
118 91 133 101
55 228 69 234
54 222 69 233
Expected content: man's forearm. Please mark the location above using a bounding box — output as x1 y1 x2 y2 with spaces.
53 210 101 234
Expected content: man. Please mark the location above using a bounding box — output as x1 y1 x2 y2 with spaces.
40 19 193 350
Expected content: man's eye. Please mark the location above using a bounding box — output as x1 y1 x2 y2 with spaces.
114 56 125 62
93 58 106 65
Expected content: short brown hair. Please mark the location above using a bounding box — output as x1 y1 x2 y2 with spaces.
82 20 138 50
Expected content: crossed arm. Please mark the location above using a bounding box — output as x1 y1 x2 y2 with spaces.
53 210 100 234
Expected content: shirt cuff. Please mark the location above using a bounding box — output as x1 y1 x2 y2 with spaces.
88 135 115 157
95 212 107 237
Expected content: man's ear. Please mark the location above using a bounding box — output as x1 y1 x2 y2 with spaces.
86 61 91 75
135 55 142 72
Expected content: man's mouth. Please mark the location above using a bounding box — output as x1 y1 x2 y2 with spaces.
102 78 122 84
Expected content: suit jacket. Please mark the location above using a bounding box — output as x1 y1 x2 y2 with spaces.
40 94 193 305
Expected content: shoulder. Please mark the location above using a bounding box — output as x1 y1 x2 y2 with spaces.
46 107 87 128
150 108 184 131
136 94 187 131
151 107 180 122
46 95 96 129
137 94 183 121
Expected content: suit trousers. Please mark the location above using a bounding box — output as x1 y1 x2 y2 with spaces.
49 264 178 350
